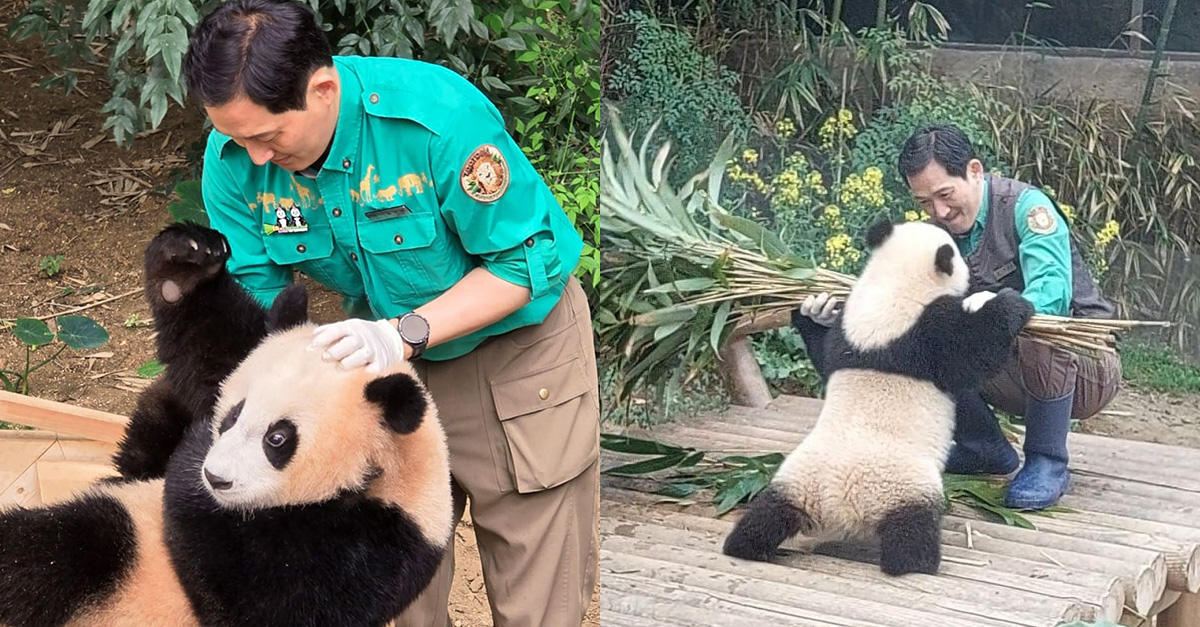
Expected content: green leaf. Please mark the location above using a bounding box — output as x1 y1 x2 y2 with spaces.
168 180 208 226
492 35 526 51
136 359 165 378
629 304 698 327
603 450 689 476
710 300 733 355
713 212 791 259
644 278 715 295
656 483 700 499
13 318 54 348
56 316 109 350
600 434 685 455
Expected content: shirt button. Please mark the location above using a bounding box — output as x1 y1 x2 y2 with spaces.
525 237 535 247
350 252 358 262
539 388 550 400
296 244 307 253
331 207 342 217
394 234 404 245
369 93 380 104
342 158 352 169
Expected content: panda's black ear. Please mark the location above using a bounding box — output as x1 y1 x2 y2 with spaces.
935 244 956 276
866 221 894 250
364 373 428 434
266 284 309 333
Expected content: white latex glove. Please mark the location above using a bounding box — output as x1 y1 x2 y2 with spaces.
800 292 840 327
309 319 405 374
962 291 997 313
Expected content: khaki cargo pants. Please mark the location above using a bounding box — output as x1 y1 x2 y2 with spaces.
982 336 1123 420
396 276 600 627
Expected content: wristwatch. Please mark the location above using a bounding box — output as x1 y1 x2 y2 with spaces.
396 312 430 360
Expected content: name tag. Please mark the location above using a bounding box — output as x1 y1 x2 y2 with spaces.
364 205 412 221
993 261 1017 281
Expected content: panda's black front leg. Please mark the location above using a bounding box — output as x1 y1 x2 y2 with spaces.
927 289 1033 392
790 310 833 381
877 501 942 576
110 378 194 481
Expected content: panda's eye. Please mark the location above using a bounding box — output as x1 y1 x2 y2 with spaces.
266 431 288 448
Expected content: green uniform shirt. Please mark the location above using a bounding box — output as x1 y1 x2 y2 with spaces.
953 178 1073 316
201 56 583 361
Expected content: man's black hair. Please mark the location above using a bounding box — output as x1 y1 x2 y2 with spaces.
183 0 332 113
897 124 980 184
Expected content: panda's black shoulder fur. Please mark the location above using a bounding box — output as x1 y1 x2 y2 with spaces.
0 493 137 627
113 223 307 482
794 289 1032 393
162 422 444 626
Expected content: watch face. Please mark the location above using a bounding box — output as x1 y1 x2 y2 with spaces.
400 314 430 343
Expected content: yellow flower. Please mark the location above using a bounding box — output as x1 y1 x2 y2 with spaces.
904 210 920 222
824 206 841 219
807 171 822 186
776 117 796 138
1095 220 1120 248
742 149 759 165
1059 203 1075 224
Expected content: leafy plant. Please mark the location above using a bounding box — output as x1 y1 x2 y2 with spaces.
1119 342 1200 395
136 359 166 378
606 10 750 186
2 316 110 394
601 434 1042 525
39 255 65 278
166 179 208 226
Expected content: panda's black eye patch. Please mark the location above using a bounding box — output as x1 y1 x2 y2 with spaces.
262 419 298 469
218 401 244 434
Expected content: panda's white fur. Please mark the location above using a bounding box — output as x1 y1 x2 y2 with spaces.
723 221 1033 576
0 326 452 627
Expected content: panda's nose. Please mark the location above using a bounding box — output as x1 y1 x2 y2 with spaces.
205 468 233 491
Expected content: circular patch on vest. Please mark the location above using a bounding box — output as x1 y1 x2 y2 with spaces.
1026 205 1057 235
460 144 509 203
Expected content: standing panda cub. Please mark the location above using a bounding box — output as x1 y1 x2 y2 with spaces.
723 221 1033 576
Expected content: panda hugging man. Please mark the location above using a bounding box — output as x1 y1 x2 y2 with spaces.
723 124 1120 575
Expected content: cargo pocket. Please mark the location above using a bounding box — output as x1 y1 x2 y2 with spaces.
491 355 599 494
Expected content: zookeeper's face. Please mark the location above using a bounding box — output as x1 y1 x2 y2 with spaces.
206 66 340 172
906 159 985 236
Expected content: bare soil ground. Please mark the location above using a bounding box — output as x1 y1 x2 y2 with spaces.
0 7 599 624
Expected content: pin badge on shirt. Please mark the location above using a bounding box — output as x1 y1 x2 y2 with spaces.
264 199 309 235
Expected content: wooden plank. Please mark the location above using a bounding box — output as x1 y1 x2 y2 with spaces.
0 437 55 496
601 579 838 627
0 463 41 508
36 460 115 505
602 492 1126 622
602 521 1084 626
0 390 128 443
56 439 118 462
603 549 1040 627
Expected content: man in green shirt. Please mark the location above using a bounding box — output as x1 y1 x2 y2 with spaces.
183 1 599 624
797 124 1120 510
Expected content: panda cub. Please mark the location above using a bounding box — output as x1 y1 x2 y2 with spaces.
0 225 453 626
723 220 1033 576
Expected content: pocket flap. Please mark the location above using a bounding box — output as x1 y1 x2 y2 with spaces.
492 357 590 421
263 224 334 265
359 211 437 253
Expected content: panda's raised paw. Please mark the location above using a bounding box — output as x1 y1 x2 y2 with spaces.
144 223 231 303
962 291 997 313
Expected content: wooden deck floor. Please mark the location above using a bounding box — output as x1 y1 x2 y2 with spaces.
600 395 1200 627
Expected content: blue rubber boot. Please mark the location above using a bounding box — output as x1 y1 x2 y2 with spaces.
944 390 1019 476
1004 391 1074 510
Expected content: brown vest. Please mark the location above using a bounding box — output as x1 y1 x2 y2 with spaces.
963 175 1115 319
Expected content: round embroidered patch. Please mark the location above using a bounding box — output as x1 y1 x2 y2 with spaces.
460 144 509 203
1026 205 1057 235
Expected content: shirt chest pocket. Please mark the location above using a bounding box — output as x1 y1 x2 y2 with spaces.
358 212 448 302
262 224 344 290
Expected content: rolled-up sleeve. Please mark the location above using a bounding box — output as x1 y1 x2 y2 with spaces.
200 134 292 307
1014 189 1073 316
429 106 562 301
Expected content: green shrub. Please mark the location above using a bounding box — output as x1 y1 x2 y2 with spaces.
606 10 750 184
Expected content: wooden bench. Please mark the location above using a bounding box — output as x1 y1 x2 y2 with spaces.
601 394 1200 627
